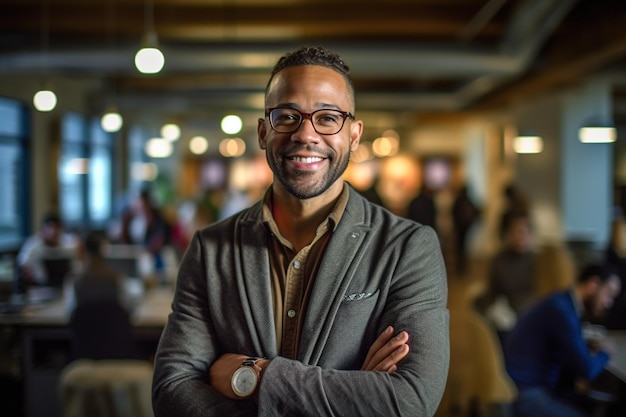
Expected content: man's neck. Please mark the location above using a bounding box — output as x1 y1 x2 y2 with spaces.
271 182 343 251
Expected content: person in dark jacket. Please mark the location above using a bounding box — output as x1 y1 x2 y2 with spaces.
504 263 621 417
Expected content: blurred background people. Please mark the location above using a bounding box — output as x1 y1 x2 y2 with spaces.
503 263 621 417
407 185 438 233
16 211 78 287
117 189 172 278
68 230 131 313
474 212 537 342
498 183 531 239
67 230 139 361
451 183 480 275
603 213 626 329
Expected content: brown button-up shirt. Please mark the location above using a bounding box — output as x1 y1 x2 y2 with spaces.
262 184 349 358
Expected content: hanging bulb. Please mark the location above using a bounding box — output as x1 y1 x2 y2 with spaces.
135 32 165 74
221 114 243 135
33 86 57 112
101 107 124 132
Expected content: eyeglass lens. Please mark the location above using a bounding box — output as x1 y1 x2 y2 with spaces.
269 108 349 135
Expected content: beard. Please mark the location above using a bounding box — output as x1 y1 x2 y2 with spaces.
583 297 607 322
266 144 350 200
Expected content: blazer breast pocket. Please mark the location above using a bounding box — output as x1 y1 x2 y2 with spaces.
319 289 381 368
338 289 380 315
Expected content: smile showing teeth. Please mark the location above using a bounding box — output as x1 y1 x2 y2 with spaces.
291 156 324 163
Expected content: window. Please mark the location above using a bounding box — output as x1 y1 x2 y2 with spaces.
59 113 114 231
0 97 29 250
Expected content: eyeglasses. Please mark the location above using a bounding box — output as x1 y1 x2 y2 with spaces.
265 107 355 135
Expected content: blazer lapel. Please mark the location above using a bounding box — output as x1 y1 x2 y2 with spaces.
237 205 278 358
298 190 373 364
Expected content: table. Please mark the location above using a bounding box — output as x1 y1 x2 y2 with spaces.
606 330 626 382
0 286 174 417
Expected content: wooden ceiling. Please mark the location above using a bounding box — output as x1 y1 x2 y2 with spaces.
2 0 626 133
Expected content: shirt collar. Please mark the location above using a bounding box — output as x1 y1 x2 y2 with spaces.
262 183 349 234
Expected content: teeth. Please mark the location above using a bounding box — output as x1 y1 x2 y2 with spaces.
292 156 323 163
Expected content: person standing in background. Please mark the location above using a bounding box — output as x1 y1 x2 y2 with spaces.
119 189 171 278
451 183 480 275
406 185 438 233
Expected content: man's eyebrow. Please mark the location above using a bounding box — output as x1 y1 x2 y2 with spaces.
272 102 342 110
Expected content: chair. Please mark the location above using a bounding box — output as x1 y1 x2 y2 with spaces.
62 301 153 417
464 309 517 416
60 359 154 417
69 300 138 360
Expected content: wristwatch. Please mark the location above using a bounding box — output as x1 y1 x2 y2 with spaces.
231 357 262 398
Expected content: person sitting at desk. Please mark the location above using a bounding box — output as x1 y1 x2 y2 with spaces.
504 263 621 417
68 230 132 313
17 211 78 287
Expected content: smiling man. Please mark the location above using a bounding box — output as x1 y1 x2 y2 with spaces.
152 46 449 417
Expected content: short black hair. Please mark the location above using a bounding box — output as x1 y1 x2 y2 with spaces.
42 211 62 226
499 211 530 239
83 230 107 257
577 263 618 284
265 46 355 106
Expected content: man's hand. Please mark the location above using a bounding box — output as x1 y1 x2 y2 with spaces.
209 353 269 400
209 353 249 399
361 326 410 373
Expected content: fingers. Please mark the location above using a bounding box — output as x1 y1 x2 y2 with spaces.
361 326 410 372
374 333 409 372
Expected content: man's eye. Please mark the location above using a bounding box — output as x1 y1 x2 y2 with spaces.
316 113 340 123
277 112 298 121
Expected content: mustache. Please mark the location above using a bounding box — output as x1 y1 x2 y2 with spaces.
280 144 332 158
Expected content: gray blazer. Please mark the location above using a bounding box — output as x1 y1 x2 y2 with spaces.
152 186 449 416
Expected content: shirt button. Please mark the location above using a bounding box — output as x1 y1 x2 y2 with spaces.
287 309 296 318
293 260 301 269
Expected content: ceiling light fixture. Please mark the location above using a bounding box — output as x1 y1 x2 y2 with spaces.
101 106 124 132
33 0 56 112
189 136 209 155
161 123 181 141
221 114 243 135
101 0 123 133
134 0 165 74
145 137 173 158
578 118 617 143
513 134 543 154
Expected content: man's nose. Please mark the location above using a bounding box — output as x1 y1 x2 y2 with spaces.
291 117 320 143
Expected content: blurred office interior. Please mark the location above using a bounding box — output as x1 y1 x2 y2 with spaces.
1 1 626 416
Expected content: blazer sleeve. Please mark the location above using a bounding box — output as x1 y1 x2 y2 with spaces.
258 225 450 417
151 233 257 417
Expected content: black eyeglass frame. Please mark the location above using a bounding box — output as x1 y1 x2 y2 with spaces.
264 107 355 135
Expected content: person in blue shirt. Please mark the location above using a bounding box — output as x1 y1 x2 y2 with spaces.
504 263 621 417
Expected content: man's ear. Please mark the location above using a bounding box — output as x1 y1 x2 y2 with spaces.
349 119 363 152
258 118 267 150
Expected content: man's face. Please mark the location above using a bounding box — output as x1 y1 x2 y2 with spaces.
584 275 621 320
42 222 61 246
505 217 532 252
258 65 362 200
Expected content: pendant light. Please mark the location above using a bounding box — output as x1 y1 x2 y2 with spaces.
101 0 123 132
33 0 57 112
134 0 165 74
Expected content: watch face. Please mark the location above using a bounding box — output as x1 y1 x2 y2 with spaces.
231 366 258 397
